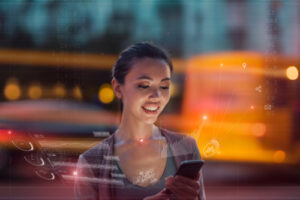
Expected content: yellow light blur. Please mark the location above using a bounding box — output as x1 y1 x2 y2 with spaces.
98 83 114 104
27 83 42 99
53 83 66 98
73 85 82 100
286 66 298 80
4 78 21 101
273 150 286 163
170 83 178 97
170 83 177 97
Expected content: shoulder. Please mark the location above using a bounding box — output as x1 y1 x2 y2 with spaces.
160 127 196 145
79 134 114 163
160 127 198 153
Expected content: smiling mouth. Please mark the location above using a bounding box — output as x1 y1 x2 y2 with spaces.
142 106 160 114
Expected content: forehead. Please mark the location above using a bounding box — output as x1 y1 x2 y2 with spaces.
126 58 171 81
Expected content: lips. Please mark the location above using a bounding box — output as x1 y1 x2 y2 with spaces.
142 102 160 114
142 106 160 114
142 106 159 111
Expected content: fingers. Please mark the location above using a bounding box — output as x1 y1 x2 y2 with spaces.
165 176 200 199
174 175 200 191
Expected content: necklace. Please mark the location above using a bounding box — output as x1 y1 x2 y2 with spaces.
114 127 166 158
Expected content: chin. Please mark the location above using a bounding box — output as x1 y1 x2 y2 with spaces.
142 116 159 125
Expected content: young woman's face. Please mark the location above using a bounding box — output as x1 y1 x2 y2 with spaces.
119 58 171 124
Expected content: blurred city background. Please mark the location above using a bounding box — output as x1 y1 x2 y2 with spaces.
0 0 300 199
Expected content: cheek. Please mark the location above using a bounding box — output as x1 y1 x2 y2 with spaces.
126 88 147 103
161 91 171 103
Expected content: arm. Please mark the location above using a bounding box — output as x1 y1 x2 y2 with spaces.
74 154 98 200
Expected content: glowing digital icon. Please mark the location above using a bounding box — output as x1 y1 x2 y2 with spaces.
104 155 120 161
24 153 45 167
111 173 126 178
264 104 272 110
135 169 157 184
11 140 34 152
203 139 220 158
242 62 247 69
255 85 262 93
35 169 55 181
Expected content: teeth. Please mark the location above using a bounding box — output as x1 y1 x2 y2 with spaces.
143 106 158 111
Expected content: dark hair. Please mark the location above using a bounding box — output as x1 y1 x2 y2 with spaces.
112 42 173 113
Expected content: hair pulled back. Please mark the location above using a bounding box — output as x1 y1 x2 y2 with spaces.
112 42 173 84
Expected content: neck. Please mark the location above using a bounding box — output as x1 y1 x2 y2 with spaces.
114 113 161 144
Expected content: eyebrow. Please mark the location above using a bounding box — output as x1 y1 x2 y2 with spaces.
136 75 170 82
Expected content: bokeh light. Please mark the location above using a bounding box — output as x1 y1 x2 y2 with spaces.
286 66 298 80
273 150 286 163
53 83 66 98
4 77 22 101
73 85 82 100
27 82 42 99
98 83 114 104
251 123 266 137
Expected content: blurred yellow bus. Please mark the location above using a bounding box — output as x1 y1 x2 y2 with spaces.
160 51 300 165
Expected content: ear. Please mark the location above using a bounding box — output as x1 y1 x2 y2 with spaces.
111 78 123 99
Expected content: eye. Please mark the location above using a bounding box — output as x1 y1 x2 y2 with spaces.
160 86 169 90
138 85 149 89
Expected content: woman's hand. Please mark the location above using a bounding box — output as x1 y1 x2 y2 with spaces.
143 188 172 200
165 172 201 200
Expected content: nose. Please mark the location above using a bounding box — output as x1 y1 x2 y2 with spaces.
150 87 160 99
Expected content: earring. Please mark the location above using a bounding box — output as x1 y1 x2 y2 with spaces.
117 93 122 99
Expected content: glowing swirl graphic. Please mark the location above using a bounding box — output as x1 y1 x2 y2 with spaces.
24 153 45 167
35 169 55 181
11 140 34 152
203 139 220 158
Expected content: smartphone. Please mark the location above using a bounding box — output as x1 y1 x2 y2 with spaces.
165 160 204 194
175 160 204 179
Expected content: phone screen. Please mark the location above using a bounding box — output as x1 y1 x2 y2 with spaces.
175 160 204 179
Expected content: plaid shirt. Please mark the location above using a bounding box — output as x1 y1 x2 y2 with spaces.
74 127 206 200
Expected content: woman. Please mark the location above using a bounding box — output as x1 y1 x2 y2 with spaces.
75 42 206 200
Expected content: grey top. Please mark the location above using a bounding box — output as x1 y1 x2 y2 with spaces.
74 127 206 200
112 143 176 200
